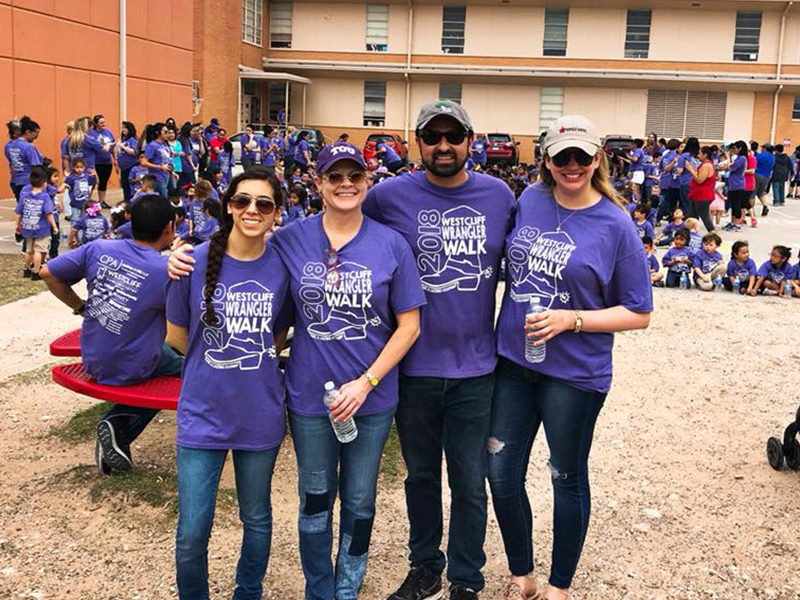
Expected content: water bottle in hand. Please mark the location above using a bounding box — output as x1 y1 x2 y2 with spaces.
323 381 358 443
524 297 547 364
783 281 793 300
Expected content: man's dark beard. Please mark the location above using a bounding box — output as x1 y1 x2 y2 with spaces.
422 150 468 177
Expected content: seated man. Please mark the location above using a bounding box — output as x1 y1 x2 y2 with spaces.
41 195 181 475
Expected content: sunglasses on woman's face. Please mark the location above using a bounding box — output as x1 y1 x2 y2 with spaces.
550 149 596 168
323 171 367 186
418 129 468 146
229 194 276 215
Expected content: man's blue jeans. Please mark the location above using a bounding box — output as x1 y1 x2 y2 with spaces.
102 343 183 446
289 408 395 600
487 358 605 590
772 180 786 205
176 445 279 600
395 372 494 592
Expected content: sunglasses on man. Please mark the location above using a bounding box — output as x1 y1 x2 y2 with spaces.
417 129 469 146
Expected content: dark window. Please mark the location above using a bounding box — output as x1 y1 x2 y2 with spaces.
439 83 462 104
625 10 651 59
793 95 800 120
733 11 761 62
364 81 386 127
543 8 568 57
442 6 466 54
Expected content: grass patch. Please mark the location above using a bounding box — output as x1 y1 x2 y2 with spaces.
0 362 59 390
0 253 47 306
379 424 405 483
47 401 111 444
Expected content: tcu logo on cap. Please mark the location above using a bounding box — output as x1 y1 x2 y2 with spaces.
329 145 356 156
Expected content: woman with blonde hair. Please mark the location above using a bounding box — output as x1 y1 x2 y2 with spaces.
488 115 653 600
68 116 111 176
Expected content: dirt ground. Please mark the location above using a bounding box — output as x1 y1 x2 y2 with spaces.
1 282 800 600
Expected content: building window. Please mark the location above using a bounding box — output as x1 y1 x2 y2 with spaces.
366 5 389 51
733 11 761 61
439 83 462 104
242 0 263 46
364 81 386 127
442 6 466 54
539 87 563 131
625 10 651 59
270 3 292 49
543 8 568 57
645 89 727 139
793 95 800 120
268 82 288 122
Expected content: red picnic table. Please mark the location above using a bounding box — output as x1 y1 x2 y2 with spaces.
49 328 82 357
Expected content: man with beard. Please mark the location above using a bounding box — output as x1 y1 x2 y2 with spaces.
362 101 516 600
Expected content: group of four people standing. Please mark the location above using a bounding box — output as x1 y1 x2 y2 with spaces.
167 101 653 600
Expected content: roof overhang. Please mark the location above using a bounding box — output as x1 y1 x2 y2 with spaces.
239 65 312 85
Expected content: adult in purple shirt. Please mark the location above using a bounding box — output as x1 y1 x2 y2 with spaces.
60 121 73 174
629 138 646 199
4 116 42 201
361 101 516 600
115 121 140 203
674 137 699 216
727 140 749 227
657 138 680 221
142 123 173 198
294 131 312 173
90 114 117 207
491 116 651 600
376 140 404 173
67 116 111 174
40 195 181 475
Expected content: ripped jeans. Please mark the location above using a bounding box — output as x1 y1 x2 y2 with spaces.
487 358 606 590
289 408 395 600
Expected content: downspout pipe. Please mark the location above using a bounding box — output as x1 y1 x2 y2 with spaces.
771 1 793 144
404 0 413 143
119 0 127 122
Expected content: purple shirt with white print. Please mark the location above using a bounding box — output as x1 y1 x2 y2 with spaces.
144 140 172 183
14 186 53 238
362 170 515 378
692 249 723 274
496 183 652 394
73 215 110 244
167 242 289 451
727 258 757 281
271 214 426 417
662 247 694 273
5 139 43 186
757 260 794 284
89 128 116 165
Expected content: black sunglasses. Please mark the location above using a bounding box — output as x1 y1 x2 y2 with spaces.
323 171 367 186
229 194 276 215
418 129 468 146
550 148 596 168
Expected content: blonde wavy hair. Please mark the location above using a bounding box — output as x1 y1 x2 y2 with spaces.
539 150 626 210
68 116 91 153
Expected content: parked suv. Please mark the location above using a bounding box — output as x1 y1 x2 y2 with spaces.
363 133 409 169
486 133 519 165
602 135 635 156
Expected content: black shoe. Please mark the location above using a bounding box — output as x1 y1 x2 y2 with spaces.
449 586 479 600
762 206 769 216
653 280 665 288
30 272 41 281
95 436 112 476
96 420 133 472
22 269 32 278
387 565 444 600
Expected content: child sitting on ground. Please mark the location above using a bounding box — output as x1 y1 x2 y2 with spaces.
643 236 664 287
725 240 758 295
192 198 220 242
684 218 702 255
131 174 158 204
15 166 58 280
662 229 694 288
656 207 685 247
69 201 110 247
633 204 655 239
692 233 726 291
755 245 794 295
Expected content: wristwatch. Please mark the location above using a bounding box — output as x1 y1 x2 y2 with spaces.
364 370 379 388
573 311 583 334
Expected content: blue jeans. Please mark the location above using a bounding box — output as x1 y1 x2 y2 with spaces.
772 180 786 205
395 373 494 591
289 408 395 600
120 167 132 203
679 184 691 216
487 358 605 590
102 343 183 446
176 445 279 600
155 176 169 198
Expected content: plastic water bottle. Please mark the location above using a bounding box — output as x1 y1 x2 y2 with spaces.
323 381 358 443
679 272 689 291
733 274 741 294
524 297 547 364
714 275 723 292
784 281 793 300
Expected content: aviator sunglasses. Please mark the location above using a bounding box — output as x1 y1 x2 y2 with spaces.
549 148 596 168
229 194 276 215
323 171 367 186
418 129 468 146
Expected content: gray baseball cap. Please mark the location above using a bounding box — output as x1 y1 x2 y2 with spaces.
416 100 473 132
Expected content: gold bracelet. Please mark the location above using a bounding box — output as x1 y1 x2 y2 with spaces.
573 310 583 334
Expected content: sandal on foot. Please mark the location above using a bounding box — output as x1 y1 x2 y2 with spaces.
502 582 544 600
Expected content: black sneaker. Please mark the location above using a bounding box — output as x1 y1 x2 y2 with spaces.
30 272 41 281
449 586 479 600
95 436 112 476
96 420 133 472
387 565 444 600
762 206 769 216
22 269 32 278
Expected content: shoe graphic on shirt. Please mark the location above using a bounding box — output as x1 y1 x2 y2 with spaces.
420 255 483 293
509 269 557 306
205 335 268 370
308 307 371 341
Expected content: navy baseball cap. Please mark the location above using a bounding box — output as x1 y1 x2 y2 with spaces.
316 142 367 173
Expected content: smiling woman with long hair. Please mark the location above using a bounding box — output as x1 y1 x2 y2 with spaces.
488 115 652 600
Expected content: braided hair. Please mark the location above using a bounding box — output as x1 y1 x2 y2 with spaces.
202 167 283 326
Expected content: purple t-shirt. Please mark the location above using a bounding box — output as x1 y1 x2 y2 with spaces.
65 172 96 210
647 253 659 272
194 216 219 241
218 152 233 184
362 170 515 378
692 249 723 274
5 139 43 186
117 137 140 171
659 150 676 189
689 231 702 255
47 239 169 385
676 152 692 187
145 140 172 183
60 136 70 160
260 135 278 167
68 135 105 171
166 242 290 451
271 214 426 417
116 220 133 239
89 129 116 165
294 139 310 164
630 148 645 172
661 220 685 238
662 246 694 273
634 219 655 239
728 155 746 191
727 258 757 281
189 200 207 233
14 186 53 238
74 214 110 243
128 165 148 194
757 260 794 284
497 183 653 393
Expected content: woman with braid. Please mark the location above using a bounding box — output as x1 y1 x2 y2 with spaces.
165 167 290 600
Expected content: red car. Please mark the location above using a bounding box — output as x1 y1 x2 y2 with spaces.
363 133 408 170
486 133 519 165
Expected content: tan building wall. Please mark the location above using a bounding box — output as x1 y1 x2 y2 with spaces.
291 2 366 53
389 3 410 55
563 87 648 137
463 84 540 135
724 92 756 142
464 6 540 58
649 10 735 63
568 8 627 60
411 5 443 56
